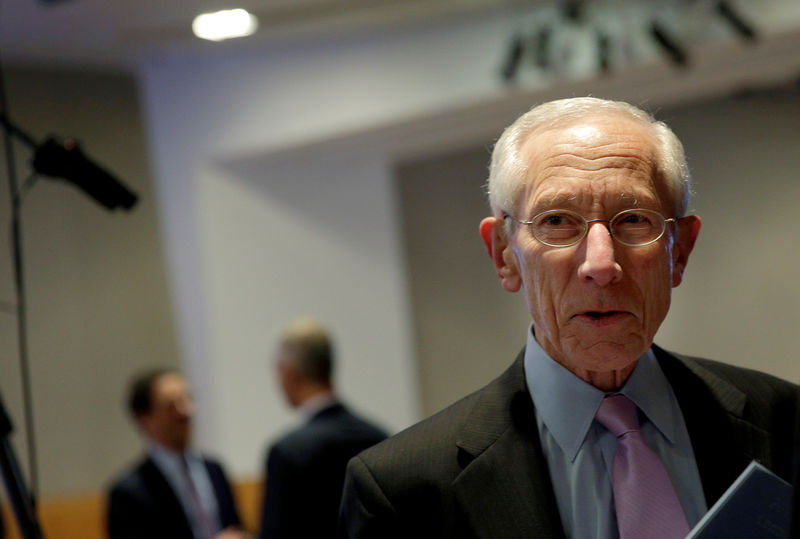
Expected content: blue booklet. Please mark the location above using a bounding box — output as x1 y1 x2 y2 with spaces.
686 460 792 538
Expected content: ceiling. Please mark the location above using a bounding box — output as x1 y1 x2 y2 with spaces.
0 0 513 71
1 0 799 96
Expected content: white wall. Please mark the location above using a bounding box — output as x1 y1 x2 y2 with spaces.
395 147 532 415
656 93 800 381
199 153 418 465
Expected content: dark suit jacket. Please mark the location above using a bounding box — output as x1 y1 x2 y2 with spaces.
260 402 387 538
340 346 800 538
107 455 241 539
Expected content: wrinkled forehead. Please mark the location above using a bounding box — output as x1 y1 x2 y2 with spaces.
517 114 670 211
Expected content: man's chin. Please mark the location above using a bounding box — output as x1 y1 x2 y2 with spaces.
567 319 646 349
173 433 192 452
562 338 645 374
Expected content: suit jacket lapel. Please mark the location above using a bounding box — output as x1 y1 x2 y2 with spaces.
205 459 241 529
140 457 194 537
452 352 565 539
654 345 767 507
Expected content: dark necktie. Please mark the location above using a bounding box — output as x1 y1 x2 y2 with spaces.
595 394 690 539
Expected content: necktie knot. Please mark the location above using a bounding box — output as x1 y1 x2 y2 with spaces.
595 394 640 438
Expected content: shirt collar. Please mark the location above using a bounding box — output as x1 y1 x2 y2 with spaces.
524 326 676 461
148 443 184 479
621 349 677 445
147 442 200 467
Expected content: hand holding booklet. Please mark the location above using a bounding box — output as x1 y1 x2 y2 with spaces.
686 460 792 538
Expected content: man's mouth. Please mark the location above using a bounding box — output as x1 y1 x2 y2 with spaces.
586 311 619 318
575 310 630 325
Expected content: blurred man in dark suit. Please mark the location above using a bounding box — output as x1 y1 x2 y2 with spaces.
107 368 245 539
259 318 386 538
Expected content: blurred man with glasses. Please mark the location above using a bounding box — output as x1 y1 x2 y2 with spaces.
340 97 799 538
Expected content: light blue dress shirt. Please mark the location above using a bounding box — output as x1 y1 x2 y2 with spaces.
523 328 707 538
149 444 222 538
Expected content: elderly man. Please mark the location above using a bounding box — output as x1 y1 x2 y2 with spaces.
107 368 245 539
339 97 798 538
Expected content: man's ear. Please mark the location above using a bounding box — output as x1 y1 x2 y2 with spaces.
479 217 521 293
671 215 701 287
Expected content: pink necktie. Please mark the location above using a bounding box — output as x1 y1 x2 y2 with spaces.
595 395 690 539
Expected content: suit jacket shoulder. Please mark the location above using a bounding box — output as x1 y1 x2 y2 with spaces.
261 403 387 538
272 403 386 464
203 456 242 530
655 346 799 504
340 352 565 539
668 348 798 419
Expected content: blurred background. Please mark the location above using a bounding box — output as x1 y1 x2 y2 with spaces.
0 0 798 535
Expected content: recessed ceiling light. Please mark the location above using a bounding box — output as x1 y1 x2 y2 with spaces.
192 9 259 42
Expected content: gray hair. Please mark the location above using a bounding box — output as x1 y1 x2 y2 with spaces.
486 97 691 221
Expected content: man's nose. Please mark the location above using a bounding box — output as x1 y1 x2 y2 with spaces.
577 222 623 286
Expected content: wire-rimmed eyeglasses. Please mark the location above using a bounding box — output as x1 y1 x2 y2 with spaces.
503 208 676 248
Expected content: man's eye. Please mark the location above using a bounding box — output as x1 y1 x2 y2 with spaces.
622 214 641 223
540 213 578 227
619 213 651 225
544 215 564 226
